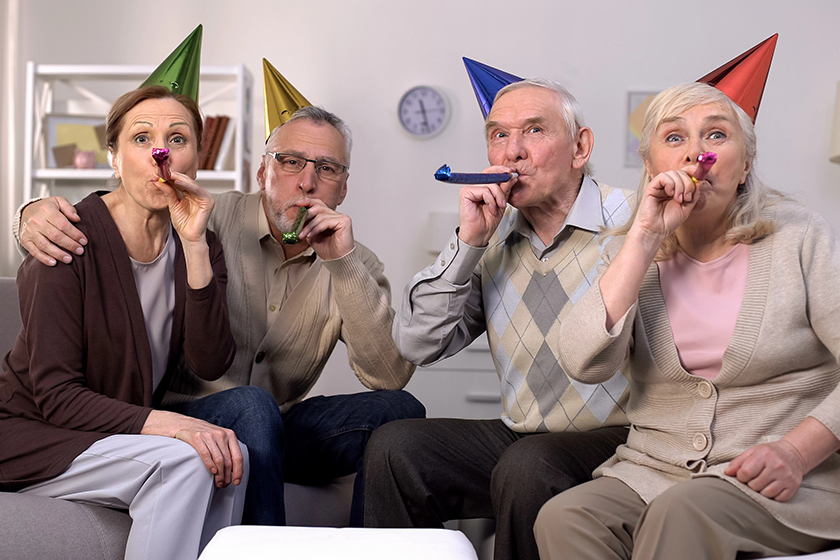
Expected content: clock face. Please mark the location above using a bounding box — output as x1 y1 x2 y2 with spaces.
398 86 449 137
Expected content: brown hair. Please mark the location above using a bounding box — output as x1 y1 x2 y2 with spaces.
106 85 203 153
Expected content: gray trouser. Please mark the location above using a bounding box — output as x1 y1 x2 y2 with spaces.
20 434 249 560
534 476 834 560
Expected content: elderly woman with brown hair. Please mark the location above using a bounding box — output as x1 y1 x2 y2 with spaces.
0 85 271 559
533 79 840 560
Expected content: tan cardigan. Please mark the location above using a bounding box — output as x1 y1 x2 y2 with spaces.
164 191 414 409
558 202 840 539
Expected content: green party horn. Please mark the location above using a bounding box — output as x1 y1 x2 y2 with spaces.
281 206 308 244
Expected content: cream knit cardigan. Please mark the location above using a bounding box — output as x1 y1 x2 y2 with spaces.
165 191 414 409
558 202 840 539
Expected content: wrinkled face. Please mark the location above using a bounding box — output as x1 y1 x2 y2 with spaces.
257 119 348 237
646 102 751 224
485 86 583 209
110 97 199 211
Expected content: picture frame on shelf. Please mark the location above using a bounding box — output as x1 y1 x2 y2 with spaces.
45 114 109 169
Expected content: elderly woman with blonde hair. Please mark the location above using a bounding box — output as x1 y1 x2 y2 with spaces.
533 78 840 560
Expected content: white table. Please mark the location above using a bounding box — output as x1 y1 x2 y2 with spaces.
199 526 479 560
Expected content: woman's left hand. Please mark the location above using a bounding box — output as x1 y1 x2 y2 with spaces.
157 171 214 244
724 440 807 502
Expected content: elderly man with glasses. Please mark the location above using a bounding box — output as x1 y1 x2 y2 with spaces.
12 106 424 527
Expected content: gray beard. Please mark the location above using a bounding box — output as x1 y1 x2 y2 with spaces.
269 202 300 233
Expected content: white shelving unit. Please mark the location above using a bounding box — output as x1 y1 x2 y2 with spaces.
23 62 253 203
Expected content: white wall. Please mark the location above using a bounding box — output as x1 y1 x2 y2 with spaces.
5 0 840 395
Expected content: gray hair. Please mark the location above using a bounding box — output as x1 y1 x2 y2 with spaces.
607 82 784 257
266 106 353 166
492 77 592 177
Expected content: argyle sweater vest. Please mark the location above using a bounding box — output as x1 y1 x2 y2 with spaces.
482 182 634 433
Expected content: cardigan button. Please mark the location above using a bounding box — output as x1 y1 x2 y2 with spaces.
697 380 713 399
255 351 266 364
693 433 708 451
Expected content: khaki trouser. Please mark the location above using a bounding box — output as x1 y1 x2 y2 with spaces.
534 476 834 560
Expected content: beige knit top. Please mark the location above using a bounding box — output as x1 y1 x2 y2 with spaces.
558 201 840 539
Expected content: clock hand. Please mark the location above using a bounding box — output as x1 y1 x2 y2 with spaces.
418 99 430 132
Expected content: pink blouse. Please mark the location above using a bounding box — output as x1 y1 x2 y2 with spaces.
656 244 750 380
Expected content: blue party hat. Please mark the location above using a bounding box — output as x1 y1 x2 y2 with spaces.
463 57 523 119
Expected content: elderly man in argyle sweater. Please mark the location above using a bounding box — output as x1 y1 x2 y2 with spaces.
364 78 634 560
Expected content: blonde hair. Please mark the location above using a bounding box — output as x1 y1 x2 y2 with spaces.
607 82 784 259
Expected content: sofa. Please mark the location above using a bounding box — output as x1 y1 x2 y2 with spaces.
0 277 354 559
2 272 837 559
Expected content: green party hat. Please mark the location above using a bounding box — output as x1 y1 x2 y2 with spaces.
263 58 311 139
140 24 203 102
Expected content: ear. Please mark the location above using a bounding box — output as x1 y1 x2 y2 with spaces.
643 158 653 180
740 157 753 185
257 159 267 191
110 149 121 179
571 127 594 171
336 174 349 206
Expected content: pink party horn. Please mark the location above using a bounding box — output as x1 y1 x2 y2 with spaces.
152 148 171 182
691 152 717 183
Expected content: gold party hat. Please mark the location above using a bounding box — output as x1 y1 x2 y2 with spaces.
263 58 311 139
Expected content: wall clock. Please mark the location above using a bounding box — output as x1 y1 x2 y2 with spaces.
398 85 450 138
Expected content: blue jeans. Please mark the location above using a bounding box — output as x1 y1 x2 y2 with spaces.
169 387 424 527
282 390 425 526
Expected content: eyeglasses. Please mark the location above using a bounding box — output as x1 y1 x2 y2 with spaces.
266 152 348 181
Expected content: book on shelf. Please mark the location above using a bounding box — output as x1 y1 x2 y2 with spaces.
199 116 218 170
199 115 234 170
214 118 236 171
205 116 229 170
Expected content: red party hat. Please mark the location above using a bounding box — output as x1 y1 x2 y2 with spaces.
697 34 778 122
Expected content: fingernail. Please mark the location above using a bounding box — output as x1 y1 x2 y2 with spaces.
75 247 84 255
80 237 88 246
62 255 72 264
47 258 57 266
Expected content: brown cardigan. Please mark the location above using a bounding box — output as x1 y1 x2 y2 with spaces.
0 193 235 490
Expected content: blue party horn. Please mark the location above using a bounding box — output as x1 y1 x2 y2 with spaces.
434 164 518 184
